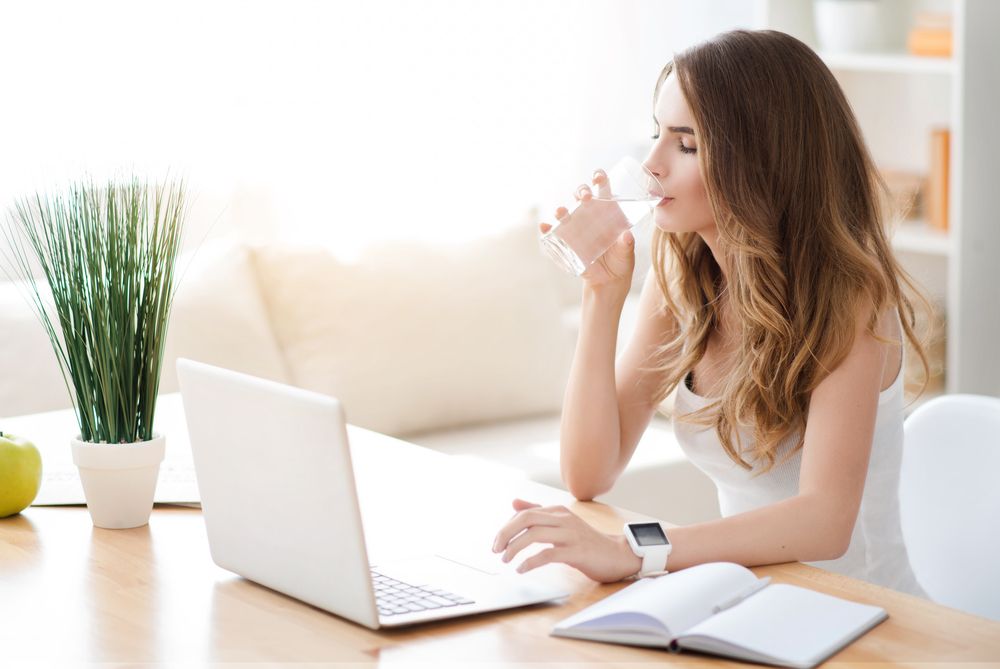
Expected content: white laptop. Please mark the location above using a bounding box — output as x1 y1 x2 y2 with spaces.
176 358 569 628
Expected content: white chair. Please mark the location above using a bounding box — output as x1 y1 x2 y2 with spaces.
901 394 1000 621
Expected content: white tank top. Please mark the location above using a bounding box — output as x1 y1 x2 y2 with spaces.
672 360 928 598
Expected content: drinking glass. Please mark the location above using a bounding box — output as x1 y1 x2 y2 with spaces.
539 156 664 276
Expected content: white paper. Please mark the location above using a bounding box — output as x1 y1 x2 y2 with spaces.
6 393 200 505
553 562 758 639
679 583 888 669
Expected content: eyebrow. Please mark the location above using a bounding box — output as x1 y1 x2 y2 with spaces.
667 126 695 135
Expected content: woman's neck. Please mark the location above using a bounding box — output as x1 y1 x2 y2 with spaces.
698 227 730 281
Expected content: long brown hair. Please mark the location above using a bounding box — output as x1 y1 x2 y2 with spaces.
646 29 929 474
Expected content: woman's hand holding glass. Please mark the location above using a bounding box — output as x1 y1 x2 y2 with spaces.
540 157 663 286
539 171 637 291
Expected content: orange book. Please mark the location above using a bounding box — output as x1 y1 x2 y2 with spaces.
928 127 950 232
908 12 953 58
908 27 953 57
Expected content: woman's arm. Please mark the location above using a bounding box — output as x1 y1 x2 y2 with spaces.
561 268 678 500
666 311 886 569
495 307 888 580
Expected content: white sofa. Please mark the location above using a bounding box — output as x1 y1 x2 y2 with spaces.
0 220 720 526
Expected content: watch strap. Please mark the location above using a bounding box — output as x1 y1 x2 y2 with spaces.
637 543 671 578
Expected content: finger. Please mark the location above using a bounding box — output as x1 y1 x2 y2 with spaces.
492 509 564 553
555 206 569 221
574 184 592 202
593 169 612 199
538 222 553 235
512 498 541 511
514 502 569 517
517 546 565 574
612 231 636 269
502 526 571 564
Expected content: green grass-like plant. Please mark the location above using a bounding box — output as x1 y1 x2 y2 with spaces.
2 176 187 444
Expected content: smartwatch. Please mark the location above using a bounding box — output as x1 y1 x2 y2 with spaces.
623 521 672 578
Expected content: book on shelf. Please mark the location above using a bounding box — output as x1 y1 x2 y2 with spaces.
551 562 888 669
928 127 950 232
907 11 953 58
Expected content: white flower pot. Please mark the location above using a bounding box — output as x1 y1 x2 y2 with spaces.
814 0 889 53
71 435 165 529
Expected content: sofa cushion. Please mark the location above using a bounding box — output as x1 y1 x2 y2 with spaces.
0 281 70 418
158 240 292 392
250 223 576 436
0 240 290 418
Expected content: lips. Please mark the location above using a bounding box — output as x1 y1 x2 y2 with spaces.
657 197 675 207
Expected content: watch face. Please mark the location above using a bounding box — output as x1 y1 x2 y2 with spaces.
630 522 669 547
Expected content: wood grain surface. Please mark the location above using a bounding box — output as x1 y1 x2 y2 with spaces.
2 425 998 666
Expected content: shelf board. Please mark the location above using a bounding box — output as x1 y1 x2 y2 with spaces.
820 51 954 75
891 220 951 256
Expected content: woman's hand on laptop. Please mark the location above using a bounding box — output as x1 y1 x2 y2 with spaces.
491 498 642 583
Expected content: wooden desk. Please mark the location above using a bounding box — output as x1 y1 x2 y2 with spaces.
2 425 999 666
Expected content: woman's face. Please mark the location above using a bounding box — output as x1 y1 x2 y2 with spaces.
644 72 716 237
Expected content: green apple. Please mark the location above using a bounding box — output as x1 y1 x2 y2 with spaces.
0 431 42 518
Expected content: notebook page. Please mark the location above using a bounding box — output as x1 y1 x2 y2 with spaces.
554 562 757 638
678 583 888 669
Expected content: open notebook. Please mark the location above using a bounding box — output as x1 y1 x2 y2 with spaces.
552 562 887 669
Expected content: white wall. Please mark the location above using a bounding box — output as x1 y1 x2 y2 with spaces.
0 0 751 269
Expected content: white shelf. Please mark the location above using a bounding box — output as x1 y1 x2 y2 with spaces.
761 0 1000 395
891 220 951 256
819 51 954 75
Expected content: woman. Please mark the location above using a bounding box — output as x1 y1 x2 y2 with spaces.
492 29 929 597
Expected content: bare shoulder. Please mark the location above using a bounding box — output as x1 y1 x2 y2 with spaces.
813 302 897 400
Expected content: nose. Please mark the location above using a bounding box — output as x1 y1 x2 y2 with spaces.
642 155 666 197
642 148 666 183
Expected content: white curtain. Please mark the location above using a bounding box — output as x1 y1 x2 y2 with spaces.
0 0 749 263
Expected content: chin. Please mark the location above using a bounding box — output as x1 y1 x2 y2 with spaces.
652 207 713 236
652 208 690 234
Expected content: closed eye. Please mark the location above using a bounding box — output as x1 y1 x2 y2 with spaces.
651 121 698 154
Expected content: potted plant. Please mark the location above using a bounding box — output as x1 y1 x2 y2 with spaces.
2 176 187 529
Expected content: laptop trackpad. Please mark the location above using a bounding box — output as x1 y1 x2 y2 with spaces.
435 549 512 576
438 541 557 576
376 551 517 587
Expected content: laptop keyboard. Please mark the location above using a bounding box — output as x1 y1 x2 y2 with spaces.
371 569 475 617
